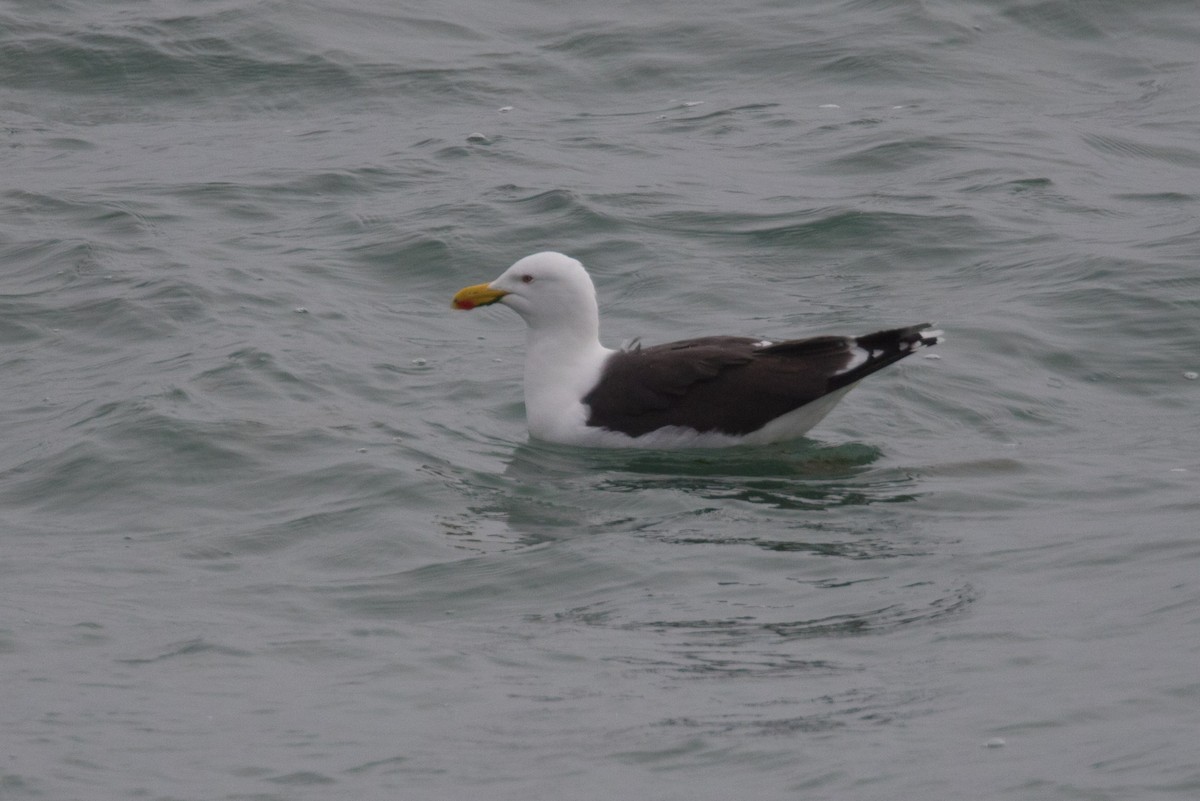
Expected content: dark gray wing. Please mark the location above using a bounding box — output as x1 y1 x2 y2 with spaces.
583 325 936 437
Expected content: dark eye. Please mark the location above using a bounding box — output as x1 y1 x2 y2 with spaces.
521 274 534 284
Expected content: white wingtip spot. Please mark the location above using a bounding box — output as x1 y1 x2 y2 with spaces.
836 345 870 375
920 328 945 346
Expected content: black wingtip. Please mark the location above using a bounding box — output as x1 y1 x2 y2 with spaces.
827 323 942 390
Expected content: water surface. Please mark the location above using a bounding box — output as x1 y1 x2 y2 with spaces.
3 1 1199 799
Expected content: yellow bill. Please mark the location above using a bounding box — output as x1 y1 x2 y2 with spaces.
452 283 508 310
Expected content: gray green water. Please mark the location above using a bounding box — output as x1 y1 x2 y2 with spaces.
3 1 1200 799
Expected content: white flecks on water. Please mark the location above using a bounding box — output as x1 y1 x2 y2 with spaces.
1184 371 1198 380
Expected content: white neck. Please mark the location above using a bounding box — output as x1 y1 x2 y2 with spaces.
523 325 612 442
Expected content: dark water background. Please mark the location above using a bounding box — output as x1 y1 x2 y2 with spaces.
3 1 1199 798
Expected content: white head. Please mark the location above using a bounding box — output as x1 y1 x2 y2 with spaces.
451 252 615 442
452 252 601 340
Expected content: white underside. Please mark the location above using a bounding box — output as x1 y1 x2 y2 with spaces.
531 384 857 449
